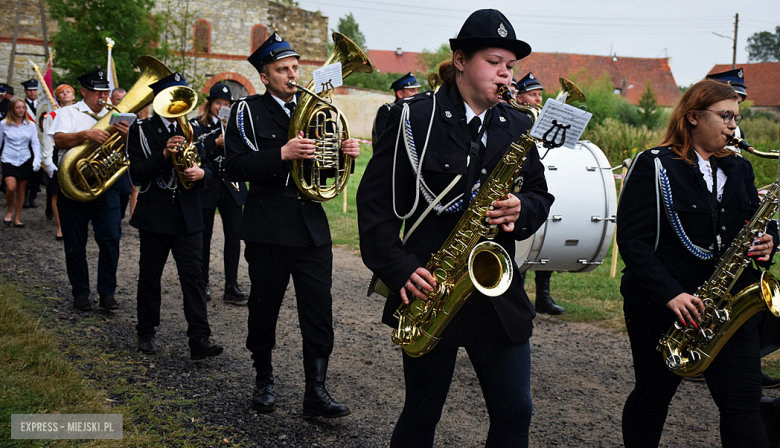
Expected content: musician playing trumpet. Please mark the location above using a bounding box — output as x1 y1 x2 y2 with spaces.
617 79 777 447
224 32 358 417
357 10 553 447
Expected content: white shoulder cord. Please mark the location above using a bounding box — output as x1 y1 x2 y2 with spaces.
134 126 177 193
236 101 259 152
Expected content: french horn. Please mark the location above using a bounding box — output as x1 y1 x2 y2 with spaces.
152 85 201 190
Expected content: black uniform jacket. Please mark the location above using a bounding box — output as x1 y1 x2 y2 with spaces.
224 91 330 248
190 116 247 209
371 99 398 144
127 115 212 235
617 146 778 324
357 82 554 345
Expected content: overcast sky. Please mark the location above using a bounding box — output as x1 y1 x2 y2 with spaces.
295 0 779 87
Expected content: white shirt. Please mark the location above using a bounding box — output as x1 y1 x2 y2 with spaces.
271 95 297 118
159 116 177 133
695 151 727 202
463 102 488 148
0 119 40 168
48 100 108 144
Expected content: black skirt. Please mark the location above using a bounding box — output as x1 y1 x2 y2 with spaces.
2 158 33 181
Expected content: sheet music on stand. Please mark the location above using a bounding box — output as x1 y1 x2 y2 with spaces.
313 62 343 94
529 98 592 149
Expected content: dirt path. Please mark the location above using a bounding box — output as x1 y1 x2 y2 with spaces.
3 205 778 447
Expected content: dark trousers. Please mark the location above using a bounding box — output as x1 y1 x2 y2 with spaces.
623 303 768 448
202 191 243 287
391 342 533 448
136 229 211 342
245 241 334 377
116 172 132 220
58 187 121 297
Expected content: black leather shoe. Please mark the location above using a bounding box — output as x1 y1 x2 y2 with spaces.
45 205 53 221
190 337 223 360
252 377 276 412
763 373 780 389
138 338 159 354
73 294 92 311
99 295 119 310
223 283 249 306
302 358 350 418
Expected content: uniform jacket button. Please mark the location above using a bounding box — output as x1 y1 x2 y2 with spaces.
721 208 726 213
692 204 697 209
481 168 487 175
444 163 449 169
722 226 727 231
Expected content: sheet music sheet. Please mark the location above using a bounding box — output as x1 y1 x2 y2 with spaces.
529 99 592 149
313 62 343 93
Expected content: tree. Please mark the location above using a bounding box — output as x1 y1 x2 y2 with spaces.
334 13 366 51
746 26 780 62
45 0 160 90
638 82 659 129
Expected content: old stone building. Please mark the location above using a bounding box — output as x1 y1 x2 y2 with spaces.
0 0 329 100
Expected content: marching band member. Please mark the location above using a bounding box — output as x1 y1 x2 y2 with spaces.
42 83 77 240
190 82 249 305
707 68 748 153
617 79 777 448
371 72 421 145
21 79 41 209
515 72 565 316
126 72 223 360
49 69 127 311
1 98 40 228
357 10 553 447
224 32 358 417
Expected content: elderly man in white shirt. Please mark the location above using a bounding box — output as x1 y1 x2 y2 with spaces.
49 69 130 312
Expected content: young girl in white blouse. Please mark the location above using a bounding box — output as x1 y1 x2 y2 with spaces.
1 98 40 227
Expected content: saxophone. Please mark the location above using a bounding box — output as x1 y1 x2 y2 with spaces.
658 181 780 376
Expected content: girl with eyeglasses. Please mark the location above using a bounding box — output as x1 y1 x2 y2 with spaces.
617 79 777 447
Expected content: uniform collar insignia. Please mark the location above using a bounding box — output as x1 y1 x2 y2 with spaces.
651 149 659 154
499 116 506 122
445 111 452 118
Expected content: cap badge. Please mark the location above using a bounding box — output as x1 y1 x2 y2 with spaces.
174 73 181 82
222 86 229 93
98 70 104 77
497 23 508 38
529 73 535 79
738 69 743 78
445 111 452 118
275 34 282 42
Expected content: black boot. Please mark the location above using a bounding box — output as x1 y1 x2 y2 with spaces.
302 358 350 418
223 283 249 306
252 375 275 412
534 271 564 315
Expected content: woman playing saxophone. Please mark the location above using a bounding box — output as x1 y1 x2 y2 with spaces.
617 79 778 447
357 9 553 447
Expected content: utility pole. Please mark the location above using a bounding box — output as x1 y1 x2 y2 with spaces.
732 13 738 69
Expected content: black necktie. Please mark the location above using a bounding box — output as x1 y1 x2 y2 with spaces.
464 116 484 208
284 101 296 116
468 116 481 142
168 123 176 134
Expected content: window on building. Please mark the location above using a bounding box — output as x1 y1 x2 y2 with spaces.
252 25 268 53
194 20 211 53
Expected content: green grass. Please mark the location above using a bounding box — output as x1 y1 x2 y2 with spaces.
0 277 240 447
322 143 372 250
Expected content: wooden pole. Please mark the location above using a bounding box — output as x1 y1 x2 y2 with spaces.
7 0 22 84
610 164 629 278
342 184 348 213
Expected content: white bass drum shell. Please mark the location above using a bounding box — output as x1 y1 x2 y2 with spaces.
515 141 617 273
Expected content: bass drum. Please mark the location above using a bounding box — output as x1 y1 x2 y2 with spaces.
516 140 617 273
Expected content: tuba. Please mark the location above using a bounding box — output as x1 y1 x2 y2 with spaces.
392 79 586 357
658 140 780 376
152 85 201 190
286 32 372 202
59 56 173 201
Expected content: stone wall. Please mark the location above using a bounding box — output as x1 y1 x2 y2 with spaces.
331 87 395 140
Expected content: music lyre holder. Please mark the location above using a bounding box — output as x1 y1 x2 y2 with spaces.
541 120 570 149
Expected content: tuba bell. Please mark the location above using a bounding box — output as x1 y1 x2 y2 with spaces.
58 55 173 201
286 32 373 202
151 85 201 190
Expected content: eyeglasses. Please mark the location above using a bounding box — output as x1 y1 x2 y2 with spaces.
697 109 743 126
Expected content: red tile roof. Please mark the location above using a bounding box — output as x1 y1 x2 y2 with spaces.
516 53 681 107
707 63 780 107
366 49 427 75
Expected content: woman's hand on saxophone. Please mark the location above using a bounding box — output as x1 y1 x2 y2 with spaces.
749 233 774 262
399 267 438 305
666 293 705 326
486 193 521 232
164 136 185 160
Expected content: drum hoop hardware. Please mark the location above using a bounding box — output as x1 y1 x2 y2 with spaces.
578 259 603 265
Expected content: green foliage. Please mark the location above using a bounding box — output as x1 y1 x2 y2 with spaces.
565 69 641 127
45 0 160 89
334 13 366 51
746 26 780 62
582 118 663 167
638 81 662 129
344 71 401 91
419 43 452 72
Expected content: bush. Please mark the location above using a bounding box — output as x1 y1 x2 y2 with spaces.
582 118 663 167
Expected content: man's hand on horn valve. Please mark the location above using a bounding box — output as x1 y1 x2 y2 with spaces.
341 138 360 158
82 128 111 145
281 131 316 161
163 135 184 159
486 193 522 232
